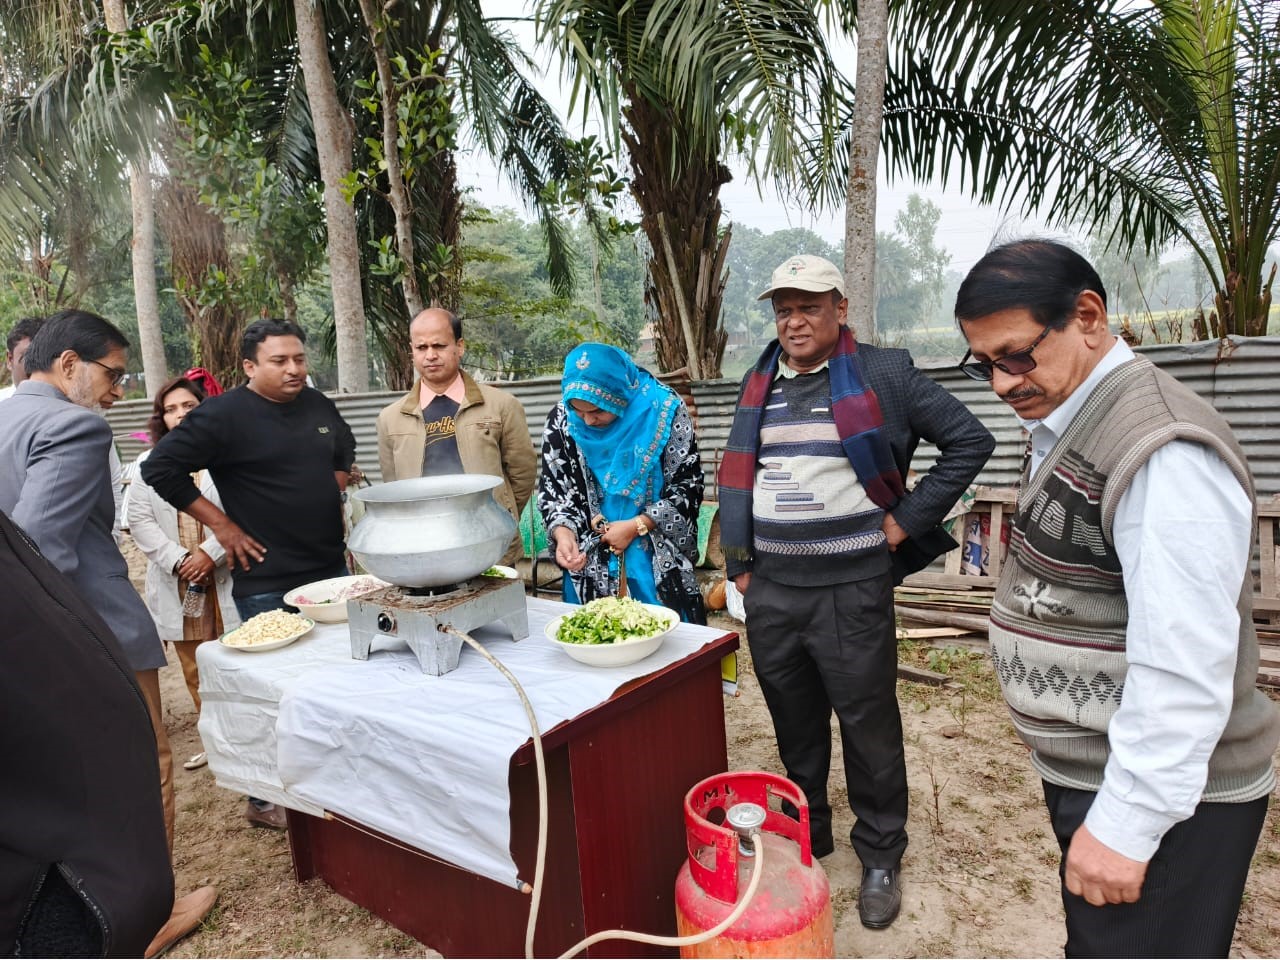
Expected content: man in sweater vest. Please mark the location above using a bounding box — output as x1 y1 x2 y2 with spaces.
720 255 994 929
957 239 1279 957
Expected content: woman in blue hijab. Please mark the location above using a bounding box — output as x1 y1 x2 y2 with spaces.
538 343 706 623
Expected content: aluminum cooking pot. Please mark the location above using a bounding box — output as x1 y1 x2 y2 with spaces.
348 475 516 588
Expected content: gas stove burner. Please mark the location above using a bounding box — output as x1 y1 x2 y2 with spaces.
348 575 529 675
406 582 464 599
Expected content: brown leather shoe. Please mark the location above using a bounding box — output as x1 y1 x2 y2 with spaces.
244 800 288 830
144 885 217 958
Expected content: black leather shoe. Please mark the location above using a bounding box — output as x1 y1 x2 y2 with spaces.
858 867 901 929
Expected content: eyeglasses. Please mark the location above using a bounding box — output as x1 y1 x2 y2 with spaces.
87 358 127 387
958 326 1052 382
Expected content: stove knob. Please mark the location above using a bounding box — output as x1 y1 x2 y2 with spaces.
376 611 397 634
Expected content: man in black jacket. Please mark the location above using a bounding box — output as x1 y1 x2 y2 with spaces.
719 255 994 929
142 318 357 618
142 318 356 829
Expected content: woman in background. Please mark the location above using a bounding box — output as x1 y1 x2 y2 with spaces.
538 342 705 623
126 375 240 770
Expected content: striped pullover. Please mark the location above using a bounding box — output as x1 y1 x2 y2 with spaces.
750 367 891 586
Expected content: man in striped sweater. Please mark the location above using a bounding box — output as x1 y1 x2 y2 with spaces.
720 255 994 929
957 239 1279 957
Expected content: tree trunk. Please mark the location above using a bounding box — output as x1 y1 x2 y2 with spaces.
356 0 424 319
157 178 245 389
278 270 299 325
843 0 888 345
127 165 169 394
102 0 168 395
294 0 369 392
624 97 729 378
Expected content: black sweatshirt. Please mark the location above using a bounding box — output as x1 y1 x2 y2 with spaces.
141 385 357 597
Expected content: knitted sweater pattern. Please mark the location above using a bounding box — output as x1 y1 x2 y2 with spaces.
751 370 889 586
989 357 1279 800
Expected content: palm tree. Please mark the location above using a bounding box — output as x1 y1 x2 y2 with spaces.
0 0 171 384
293 0 370 391
328 0 588 388
874 0 1278 336
843 0 889 343
539 0 845 377
3 0 595 390
103 0 169 395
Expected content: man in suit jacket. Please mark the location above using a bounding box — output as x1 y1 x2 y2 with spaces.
0 310 217 954
719 256 994 929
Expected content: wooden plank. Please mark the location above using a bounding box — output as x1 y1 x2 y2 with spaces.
988 501 1005 580
943 510 966 576
897 663 951 686
1260 511 1277 600
899 571 999 591
974 485 1019 503
897 627 973 640
895 605 991 634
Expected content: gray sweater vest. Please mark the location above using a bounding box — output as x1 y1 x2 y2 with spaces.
989 357 1279 800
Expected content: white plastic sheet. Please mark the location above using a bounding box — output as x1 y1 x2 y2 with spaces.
198 598 726 886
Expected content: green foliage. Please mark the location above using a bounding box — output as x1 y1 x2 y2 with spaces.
460 208 618 379
876 195 950 339
878 0 1280 337
171 45 326 319
352 49 458 197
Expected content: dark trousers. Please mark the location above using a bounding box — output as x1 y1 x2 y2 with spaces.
1043 782 1268 958
745 573 907 868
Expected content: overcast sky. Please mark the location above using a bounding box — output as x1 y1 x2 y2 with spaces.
460 1 1069 274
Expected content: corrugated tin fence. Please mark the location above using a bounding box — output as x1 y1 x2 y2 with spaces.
104 335 1280 500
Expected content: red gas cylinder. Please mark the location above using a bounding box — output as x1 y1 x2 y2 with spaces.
674 771 834 958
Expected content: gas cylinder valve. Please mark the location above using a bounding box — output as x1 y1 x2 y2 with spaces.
725 802 766 856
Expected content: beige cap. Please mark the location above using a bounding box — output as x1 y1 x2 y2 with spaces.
757 254 846 301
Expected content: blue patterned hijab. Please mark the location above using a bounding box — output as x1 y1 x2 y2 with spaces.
561 343 679 509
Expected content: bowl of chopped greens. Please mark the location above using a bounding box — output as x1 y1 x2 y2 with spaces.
545 596 679 667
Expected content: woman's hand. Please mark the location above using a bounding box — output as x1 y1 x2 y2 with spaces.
177 548 216 585
552 526 588 572
600 516 647 555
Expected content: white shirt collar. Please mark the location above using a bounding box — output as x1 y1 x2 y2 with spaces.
1019 336 1132 437
776 358 828 380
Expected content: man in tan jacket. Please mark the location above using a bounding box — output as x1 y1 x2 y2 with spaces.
376 308 536 564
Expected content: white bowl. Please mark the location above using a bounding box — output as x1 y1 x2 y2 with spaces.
545 603 679 668
284 575 388 623
220 617 315 653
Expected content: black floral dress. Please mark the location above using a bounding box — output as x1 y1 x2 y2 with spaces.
537 401 706 624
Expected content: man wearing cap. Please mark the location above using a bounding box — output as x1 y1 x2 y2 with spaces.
719 255 994 929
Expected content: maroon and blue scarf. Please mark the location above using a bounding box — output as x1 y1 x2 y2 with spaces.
718 327 905 561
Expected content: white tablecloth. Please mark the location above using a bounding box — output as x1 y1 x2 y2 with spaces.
197 597 727 886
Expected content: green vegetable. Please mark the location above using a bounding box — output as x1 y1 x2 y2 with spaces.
557 597 670 645
482 567 503 577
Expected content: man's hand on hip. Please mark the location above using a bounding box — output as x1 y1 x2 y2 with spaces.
1064 823 1148 906
881 512 908 551
211 520 267 572
732 573 751 594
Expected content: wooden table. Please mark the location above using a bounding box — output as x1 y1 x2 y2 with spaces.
286 628 738 958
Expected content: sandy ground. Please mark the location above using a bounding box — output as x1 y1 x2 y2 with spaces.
126 540 1280 958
